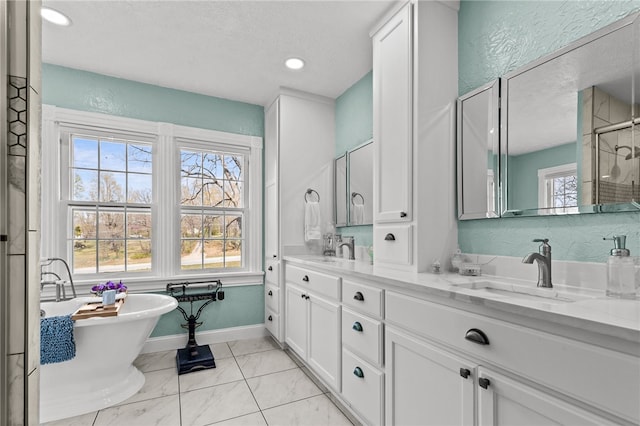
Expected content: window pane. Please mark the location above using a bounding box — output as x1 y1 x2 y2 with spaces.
99 172 126 202
72 137 98 169
127 240 152 271
225 240 242 268
225 214 242 238
181 151 202 178
127 212 151 238
203 240 224 269
181 177 202 206
181 240 202 270
203 214 223 238
72 169 98 201
128 144 152 173
100 141 127 171
72 239 96 274
98 211 125 239
98 240 125 273
203 179 223 206
203 152 224 179
72 209 97 239
223 180 243 207
181 214 202 238
224 155 243 181
128 173 152 203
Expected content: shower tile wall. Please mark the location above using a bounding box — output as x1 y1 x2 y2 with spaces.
5 0 41 424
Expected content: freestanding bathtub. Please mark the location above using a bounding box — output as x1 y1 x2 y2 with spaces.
39 293 178 423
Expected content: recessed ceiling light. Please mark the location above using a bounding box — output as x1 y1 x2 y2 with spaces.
41 7 72 26
285 58 305 70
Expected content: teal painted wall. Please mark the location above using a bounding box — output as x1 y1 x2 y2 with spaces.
458 1 640 262
42 64 265 337
508 142 576 210
335 71 374 246
42 64 264 136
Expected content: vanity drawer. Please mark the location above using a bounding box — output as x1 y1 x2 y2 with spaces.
342 279 383 318
265 283 279 313
342 348 384 426
265 308 279 340
285 264 340 300
342 308 383 366
265 260 280 286
385 291 640 424
374 225 412 266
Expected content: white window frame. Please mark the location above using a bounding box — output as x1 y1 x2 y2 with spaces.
42 105 263 293
537 163 578 215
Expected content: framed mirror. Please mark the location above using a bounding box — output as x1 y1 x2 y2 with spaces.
335 154 347 226
501 12 639 217
457 79 500 219
348 140 374 225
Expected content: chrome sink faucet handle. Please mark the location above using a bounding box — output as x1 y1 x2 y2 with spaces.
522 238 552 288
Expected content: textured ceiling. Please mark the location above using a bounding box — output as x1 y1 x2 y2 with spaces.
42 0 398 106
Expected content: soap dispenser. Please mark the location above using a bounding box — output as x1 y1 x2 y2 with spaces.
604 235 636 298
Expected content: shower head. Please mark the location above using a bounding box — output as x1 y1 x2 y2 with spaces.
616 144 640 160
624 149 640 160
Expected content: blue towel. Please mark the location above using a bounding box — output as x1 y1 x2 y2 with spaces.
40 315 76 365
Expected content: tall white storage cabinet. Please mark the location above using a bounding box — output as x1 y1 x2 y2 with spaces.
372 0 459 272
263 90 335 343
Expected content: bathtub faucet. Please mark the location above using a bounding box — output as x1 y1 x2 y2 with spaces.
40 258 76 302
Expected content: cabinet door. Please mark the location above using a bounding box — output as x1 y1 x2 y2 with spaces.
264 182 278 261
386 327 474 426
372 3 413 223
285 284 308 359
308 293 341 391
477 367 613 426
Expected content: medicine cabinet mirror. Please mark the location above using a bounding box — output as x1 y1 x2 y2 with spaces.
334 139 374 226
502 12 639 216
457 79 500 219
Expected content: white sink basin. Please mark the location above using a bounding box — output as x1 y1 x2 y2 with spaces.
454 280 592 304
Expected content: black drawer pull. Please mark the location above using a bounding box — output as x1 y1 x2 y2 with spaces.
384 233 395 241
353 367 364 378
301 294 306 299
479 377 491 389
353 291 364 301
268 266 273 271
268 290 273 296
465 328 489 345
352 322 363 332
459 368 471 379
273 254 277 258
268 315 273 321
400 211 407 218
302 275 309 282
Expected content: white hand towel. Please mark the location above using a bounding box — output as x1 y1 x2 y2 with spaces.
351 203 365 225
304 201 322 241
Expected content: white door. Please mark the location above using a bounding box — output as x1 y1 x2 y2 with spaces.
477 367 612 426
285 284 308 359
308 293 341 391
372 3 413 223
385 327 475 426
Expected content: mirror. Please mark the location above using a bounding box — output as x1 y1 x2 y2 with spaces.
457 79 500 219
348 140 374 225
335 154 347 226
502 12 639 216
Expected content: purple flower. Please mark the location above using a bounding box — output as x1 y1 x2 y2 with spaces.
91 280 127 295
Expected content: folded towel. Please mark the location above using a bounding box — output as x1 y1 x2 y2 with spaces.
351 203 365 225
304 201 322 241
40 315 76 365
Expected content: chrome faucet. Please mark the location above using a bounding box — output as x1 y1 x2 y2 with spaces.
338 236 355 260
40 258 77 302
522 239 552 288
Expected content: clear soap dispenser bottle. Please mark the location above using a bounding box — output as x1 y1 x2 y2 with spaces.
604 235 636 298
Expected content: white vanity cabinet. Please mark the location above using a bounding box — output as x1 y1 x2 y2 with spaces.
284 264 342 391
371 0 459 271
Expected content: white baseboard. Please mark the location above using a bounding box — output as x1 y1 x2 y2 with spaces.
141 324 268 354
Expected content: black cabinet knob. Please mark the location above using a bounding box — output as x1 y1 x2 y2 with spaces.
459 368 471 379
353 367 364 378
384 233 396 241
268 315 273 321
273 254 277 258
465 328 489 345
268 266 273 271
268 290 273 296
302 275 309 282
352 322 363 332
301 294 306 299
400 212 407 218
479 377 491 389
353 292 365 301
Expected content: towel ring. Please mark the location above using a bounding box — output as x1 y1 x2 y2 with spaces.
351 192 364 206
305 188 320 203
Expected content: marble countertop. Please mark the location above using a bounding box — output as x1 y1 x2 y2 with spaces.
283 255 640 346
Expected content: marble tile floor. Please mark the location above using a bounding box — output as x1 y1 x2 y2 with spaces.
41 336 356 426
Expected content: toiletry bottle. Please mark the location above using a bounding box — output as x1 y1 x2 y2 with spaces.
604 235 636 298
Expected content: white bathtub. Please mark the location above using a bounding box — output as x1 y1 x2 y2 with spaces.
39 294 178 423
